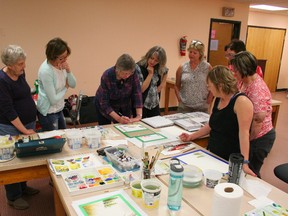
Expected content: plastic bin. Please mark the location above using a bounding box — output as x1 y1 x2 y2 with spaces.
84 130 101 149
104 145 140 172
65 130 83 149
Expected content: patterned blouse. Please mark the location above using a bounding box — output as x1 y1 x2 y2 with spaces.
179 60 210 110
239 74 273 139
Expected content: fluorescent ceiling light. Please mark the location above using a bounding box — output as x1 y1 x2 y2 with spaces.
250 5 288 11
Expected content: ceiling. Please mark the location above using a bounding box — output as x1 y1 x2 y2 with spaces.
224 0 288 15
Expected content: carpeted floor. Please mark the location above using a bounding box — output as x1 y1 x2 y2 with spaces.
0 178 54 216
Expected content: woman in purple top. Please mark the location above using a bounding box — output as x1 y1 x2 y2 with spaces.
94 54 143 125
0 45 39 210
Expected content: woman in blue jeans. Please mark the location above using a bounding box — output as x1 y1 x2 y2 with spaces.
0 45 39 210
37 37 76 131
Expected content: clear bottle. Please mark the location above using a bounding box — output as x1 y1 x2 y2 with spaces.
167 158 184 212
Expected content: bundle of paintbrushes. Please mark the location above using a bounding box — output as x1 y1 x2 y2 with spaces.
142 148 162 179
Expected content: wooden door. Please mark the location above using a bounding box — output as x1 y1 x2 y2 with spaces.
246 26 286 92
209 22 234 67
208 19 241 67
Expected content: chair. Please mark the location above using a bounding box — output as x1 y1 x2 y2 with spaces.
69 92 84 127
274 163 288 183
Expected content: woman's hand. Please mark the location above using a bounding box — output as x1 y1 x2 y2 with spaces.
147 66 154 75
179 133 191 142
130 115 142 123
118 116 131 124
24 129 36 135
59 62 71 73
242 164 257 177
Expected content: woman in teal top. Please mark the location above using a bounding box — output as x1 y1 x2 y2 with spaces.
37 37 76 131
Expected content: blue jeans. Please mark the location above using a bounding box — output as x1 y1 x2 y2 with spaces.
0 122 35 201
37 111 66 131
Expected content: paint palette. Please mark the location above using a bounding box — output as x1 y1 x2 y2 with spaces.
61 165 124 196
48 153 102 176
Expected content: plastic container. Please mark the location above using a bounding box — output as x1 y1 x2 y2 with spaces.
167 158 184 212
0 135 15 160
83 130 101 149
130 179 142 198
104 145 140 172
141 179 161 209
65 130 83 149
203 169 222 188
183 165 203 188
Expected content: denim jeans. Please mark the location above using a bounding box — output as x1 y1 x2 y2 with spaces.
0 121 35 201
37 111 66 131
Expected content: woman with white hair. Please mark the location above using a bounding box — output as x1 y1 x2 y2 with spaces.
0 45 39 210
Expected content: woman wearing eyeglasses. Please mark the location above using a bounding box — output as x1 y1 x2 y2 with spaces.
225 39 263 78
175 40 213 113
94 54 143 125
230 51 275 178
37 37 76 131
136 46 168 118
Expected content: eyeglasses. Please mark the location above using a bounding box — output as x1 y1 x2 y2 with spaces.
57 54 69 61
225 52 235 59
120 70 134 76
191 40 203 47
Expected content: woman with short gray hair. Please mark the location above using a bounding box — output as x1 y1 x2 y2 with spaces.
94 54 143 125
0 45 39 210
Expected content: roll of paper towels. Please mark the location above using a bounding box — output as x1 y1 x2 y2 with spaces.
211 182 243 216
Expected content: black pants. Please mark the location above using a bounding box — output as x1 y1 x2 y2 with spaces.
142 105 160 118
249 128 276 178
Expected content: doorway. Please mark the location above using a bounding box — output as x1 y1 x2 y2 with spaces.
207 19 241 67
246 26 286 92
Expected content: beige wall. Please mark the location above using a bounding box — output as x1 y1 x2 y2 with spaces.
248 11 288 90
0 0 249 108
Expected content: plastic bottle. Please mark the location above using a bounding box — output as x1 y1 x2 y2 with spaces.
167 158 184 212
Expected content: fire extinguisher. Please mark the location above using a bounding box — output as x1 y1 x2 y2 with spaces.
179 36 187 56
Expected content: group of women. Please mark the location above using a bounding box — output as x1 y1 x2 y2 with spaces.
179 40 275 178
0 37 275 210
0 38 76 210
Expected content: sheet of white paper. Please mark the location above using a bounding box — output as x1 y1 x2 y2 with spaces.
72 189 147 216
100 128 120 139
160 126 188 138
154 160 170 175
102 139 128 147
128 131 178 148
175 150 228 174
242 179 272 199
248 196 274 208
38 130 66 139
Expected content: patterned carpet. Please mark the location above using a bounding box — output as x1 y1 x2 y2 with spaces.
0 178 55 216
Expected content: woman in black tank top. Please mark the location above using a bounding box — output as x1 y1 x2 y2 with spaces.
179 66 256 177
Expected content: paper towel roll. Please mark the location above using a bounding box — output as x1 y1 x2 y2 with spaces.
211 182 243 216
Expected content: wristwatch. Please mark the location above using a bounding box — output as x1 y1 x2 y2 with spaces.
243 160 250 164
